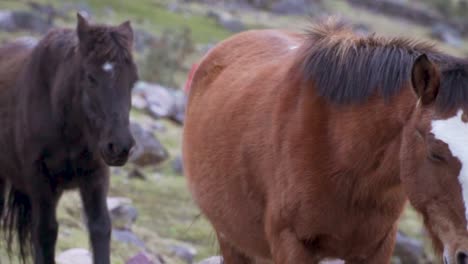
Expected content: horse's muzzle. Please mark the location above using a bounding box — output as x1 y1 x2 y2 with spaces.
100 135 135 166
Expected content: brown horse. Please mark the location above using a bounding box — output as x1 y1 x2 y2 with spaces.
0 14 137 263
183 18 468 264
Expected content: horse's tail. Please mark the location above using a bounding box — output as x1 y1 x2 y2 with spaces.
2 186 33 262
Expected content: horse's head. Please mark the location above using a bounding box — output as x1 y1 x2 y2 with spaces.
402 54 468 264
76 14 138 166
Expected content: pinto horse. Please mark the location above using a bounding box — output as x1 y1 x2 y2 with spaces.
0 14 137 263
183 18 468 264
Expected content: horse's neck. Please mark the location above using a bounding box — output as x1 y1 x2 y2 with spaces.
327 89 416 192
290 87 415 200
33 40 87 141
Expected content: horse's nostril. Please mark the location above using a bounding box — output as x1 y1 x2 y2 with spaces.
107 142 115 154
457 251 468 264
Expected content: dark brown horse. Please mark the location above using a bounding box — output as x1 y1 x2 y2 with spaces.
183 18 468 264
0 14 137 263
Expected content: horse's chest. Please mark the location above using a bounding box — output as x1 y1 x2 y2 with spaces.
42 146 99 189
311 190 406 259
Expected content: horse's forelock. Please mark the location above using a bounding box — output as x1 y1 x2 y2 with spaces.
80 26 132 64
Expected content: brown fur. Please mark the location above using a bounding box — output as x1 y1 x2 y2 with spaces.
184 18 468 264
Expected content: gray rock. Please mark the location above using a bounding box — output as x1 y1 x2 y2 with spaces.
219 18 245 33
393 232 428 264
197 256 222 264
107 197 138 230
125 252 156 264
129 122 169 167
113 229 146 248
171 90 187 125
431 24 463 47
133 81 186 125
128 167 147 180
270 0 310 15
0 10 51 33
172 155 184 175
134 29 157 52
352 23 371 36
206 10 245 33
56 248 92 264
131 92 148 111
170 244 197 264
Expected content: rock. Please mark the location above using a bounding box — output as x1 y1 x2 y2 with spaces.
393 232 428 264
219 18 245 33
197 256 222 264
171 90 187 125
170 244 197 264
149 121 167 133
111 167 124 176
352 23 371 36
206 10 245 33
113 229 146 248
0 10 51 33
107 197 138 230
431 24 463 47
127 252 154 264
172 156 184 175
134 29 157 52
128 167 147 180
133 81 186 124
129 122 169 167
132 92 148 111
270 0 310 15
56 248 92 264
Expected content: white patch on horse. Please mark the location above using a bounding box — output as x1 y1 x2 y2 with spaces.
289 45 299 50
102 62 114 72
431 109 468 228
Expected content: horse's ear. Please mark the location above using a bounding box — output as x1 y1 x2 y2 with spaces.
116 21 134 47
77 13 89 42
411 54 440 106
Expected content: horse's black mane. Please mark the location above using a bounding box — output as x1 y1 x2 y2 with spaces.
298 17 468 110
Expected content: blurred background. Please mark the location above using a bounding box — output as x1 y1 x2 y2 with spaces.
0 0 467 263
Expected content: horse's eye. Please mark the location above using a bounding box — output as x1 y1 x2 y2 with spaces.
429 152 445 163
87 73 98 85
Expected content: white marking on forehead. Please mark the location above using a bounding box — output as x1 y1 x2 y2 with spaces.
431 109 468 228
289 45 299 50
102 62 114 72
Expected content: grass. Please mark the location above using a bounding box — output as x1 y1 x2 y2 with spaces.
0 0 231 44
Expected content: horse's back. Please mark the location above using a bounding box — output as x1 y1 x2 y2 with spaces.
188 29 301 100
0 39 35 93
184 29 303 259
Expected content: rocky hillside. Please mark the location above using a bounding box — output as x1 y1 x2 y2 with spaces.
0 0 467 263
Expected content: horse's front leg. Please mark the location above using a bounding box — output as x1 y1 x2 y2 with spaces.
345 227 397 264
31 182 61 264
266 210 320 264
79 166 111 264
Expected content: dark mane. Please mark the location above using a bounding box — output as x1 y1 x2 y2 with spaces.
438 61 468 111
297 17 468 109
